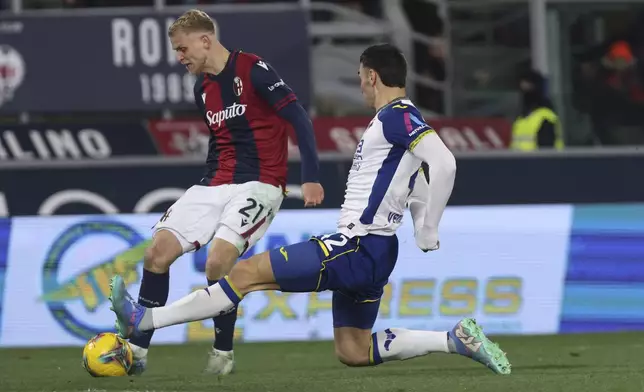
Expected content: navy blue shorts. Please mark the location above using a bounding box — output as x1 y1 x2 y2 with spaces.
269 233 398 329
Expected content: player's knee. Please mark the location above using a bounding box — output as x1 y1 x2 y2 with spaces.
144 245 173 273
205 256 233 280
144 232 181 273
335 346 370 367
227 252 277 295
227 258 258 294
205 241 240 280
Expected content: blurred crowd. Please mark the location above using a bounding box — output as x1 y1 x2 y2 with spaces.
573 12 644 145
5 0 644 145
400 0 446 114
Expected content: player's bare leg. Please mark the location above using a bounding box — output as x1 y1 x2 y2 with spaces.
204 238 242 375
333 327 374 366
127 229 183 375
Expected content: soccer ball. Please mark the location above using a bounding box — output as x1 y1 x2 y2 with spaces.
82 332 133 377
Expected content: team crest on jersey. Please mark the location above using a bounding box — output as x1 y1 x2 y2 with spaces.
233 76 243 97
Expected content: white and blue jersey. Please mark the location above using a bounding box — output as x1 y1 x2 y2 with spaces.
270 98 436 329
338 99 433 237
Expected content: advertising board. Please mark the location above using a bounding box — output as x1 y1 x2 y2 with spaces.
0 205 571 347
147 116 513 156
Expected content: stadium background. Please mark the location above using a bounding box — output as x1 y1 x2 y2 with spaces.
0 0 643 352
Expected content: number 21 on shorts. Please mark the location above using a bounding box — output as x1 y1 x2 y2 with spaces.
238 198 272 228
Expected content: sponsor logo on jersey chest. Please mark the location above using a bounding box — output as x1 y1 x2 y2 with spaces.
206 102 247 127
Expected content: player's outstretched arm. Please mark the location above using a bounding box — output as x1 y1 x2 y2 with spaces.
409 132 456 251
249 59 324 207
276 102 324 207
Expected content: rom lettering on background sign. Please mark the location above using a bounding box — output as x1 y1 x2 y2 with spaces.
0 10 310 112
111 17 198 106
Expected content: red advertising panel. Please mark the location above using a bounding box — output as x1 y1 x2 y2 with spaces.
147 116 512 156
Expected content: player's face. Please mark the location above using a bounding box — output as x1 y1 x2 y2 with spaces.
171 31 209 74
358 64 376 109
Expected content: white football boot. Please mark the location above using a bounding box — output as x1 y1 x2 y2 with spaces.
205 348 235 375
128 344 148 376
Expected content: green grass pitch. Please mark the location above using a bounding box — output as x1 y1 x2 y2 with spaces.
1 332 643 392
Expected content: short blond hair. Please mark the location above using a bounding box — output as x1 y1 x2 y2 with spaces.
168 9 215 36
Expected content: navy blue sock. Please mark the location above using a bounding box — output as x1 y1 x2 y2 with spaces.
209 278 238 351
129 269 170 349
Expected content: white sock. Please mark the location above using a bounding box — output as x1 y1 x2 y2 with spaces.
372 328 449 363
129 344 148 360
145 284 236 330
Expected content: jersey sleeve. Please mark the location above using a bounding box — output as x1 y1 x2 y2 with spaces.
380 105 435 150
250 59 297 112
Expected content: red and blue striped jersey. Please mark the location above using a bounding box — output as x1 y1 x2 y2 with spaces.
194 50 297 190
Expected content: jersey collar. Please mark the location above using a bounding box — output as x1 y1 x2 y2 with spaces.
205 49 239 81
376 96 408 115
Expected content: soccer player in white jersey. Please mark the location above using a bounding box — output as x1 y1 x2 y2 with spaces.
109 43 512 374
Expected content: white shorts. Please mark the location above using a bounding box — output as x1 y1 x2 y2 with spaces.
153 181 284 255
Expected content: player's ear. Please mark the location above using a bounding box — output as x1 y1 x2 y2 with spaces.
369 69 377 86
201 34 211 48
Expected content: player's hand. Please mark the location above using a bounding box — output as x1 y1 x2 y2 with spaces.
302 182 324 207
415 227 440 253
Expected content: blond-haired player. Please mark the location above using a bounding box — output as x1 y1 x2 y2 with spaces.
126 9 324 376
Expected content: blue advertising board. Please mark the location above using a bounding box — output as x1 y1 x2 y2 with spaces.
0 203 643 347
560 204 644 333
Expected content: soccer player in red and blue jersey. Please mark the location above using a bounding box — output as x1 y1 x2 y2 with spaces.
125 9 324 376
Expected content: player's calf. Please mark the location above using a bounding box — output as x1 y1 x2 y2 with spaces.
128 230 182 359
204 238 242 375
227 253 280 294
332 324 373 367
335 341 371 367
